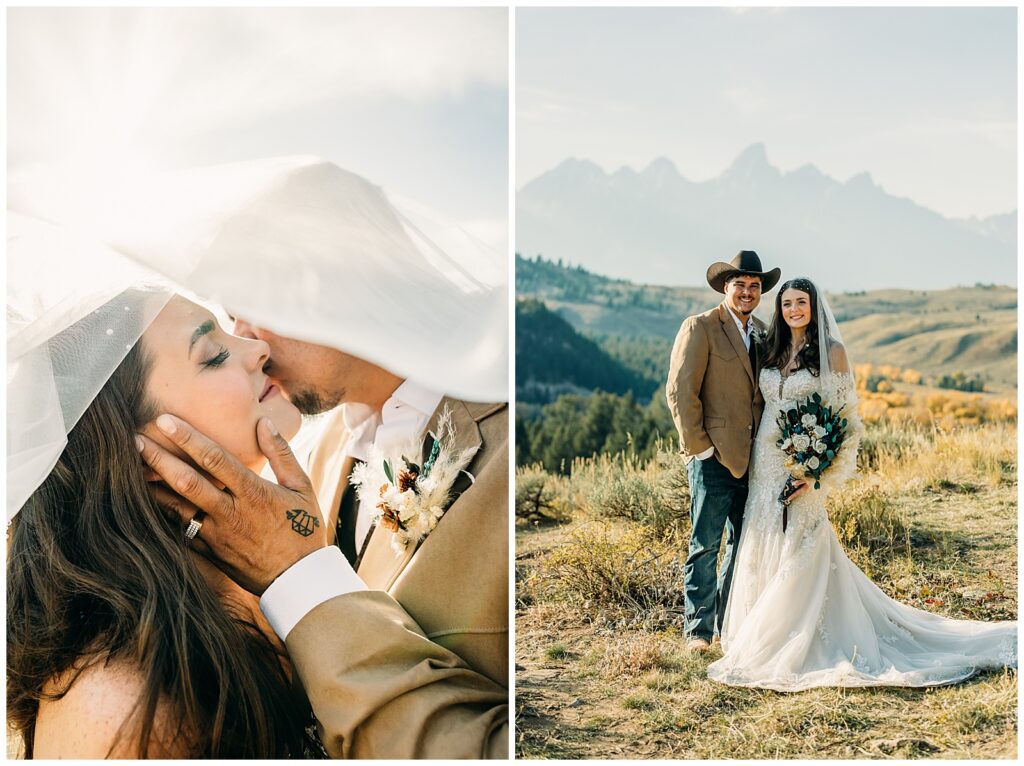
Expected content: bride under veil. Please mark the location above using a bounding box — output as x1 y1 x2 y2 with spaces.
708 278 1017 691
8 7 508 517
8 10 508 757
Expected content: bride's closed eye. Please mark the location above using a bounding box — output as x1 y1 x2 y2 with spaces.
186 318 231 370
203 347 230 368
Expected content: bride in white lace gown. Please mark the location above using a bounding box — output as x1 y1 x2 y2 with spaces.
707 279 1017 692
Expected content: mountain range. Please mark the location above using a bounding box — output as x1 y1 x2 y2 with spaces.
517 143 1017 291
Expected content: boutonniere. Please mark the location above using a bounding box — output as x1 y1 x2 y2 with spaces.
751 327 767 345
350 406 477 554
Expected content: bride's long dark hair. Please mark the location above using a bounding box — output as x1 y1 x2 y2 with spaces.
7 315 316 757
761 277 834 375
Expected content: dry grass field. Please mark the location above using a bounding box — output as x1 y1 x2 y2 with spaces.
515 420 1018 759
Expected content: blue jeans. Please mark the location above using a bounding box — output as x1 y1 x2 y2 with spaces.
684 455 747 641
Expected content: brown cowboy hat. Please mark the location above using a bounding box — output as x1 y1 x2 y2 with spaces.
706 250 781 293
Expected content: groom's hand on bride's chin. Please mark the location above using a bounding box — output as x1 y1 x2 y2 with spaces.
137 414 328 595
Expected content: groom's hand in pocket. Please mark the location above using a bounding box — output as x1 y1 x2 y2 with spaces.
137 413 327 595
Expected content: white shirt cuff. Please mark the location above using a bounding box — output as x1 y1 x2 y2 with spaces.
696 445 715 460
260 546 367 641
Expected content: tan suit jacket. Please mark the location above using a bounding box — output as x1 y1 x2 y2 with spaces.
666 302 766 478
285 398 508 759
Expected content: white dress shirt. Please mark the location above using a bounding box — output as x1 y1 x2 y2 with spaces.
727 304 755 351
260 381 444 640
696 305 754 461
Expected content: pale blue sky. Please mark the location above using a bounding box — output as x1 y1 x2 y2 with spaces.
517 6 1016 219
9 7 508 250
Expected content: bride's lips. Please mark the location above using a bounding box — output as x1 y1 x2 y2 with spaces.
258 378 278 403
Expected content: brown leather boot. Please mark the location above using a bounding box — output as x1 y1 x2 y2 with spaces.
686 637 711 653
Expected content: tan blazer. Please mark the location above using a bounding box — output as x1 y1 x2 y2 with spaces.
666 302 766 479
285 398 508 759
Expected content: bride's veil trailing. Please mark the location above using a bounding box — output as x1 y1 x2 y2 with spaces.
6 215 174 519
806 278 857 405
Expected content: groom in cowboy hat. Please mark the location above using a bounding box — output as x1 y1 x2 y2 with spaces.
666 250 781 653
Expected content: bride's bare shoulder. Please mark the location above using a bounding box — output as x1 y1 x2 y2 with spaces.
33 655 195 758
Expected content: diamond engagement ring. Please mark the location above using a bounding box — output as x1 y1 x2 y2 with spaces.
184 513 204 541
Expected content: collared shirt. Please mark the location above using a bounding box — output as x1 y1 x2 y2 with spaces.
348 381 444 552
261 380 444 640
726 304 755 351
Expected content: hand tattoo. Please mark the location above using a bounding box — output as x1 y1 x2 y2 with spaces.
286 509 320 537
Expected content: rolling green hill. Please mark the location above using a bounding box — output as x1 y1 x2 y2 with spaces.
515 298 660 403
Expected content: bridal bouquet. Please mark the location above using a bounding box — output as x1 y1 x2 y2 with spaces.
775 392 849 531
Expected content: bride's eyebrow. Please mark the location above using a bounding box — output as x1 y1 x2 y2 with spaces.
188 320 216 358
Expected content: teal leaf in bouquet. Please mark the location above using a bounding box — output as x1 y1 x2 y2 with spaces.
383 459 395 484
826 449 835 459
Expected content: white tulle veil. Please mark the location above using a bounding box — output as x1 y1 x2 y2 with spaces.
7 215 174 519
8 159 507 521
7 9 508 521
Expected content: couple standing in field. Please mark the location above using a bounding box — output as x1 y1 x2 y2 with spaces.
666 250 1016 691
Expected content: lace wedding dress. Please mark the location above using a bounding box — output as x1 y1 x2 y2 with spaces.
707 367 1017 691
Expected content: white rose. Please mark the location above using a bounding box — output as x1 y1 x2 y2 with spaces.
813 425 827 438
792 434 811 451
814 440 827 453
801 413 817 428
807 456 820 470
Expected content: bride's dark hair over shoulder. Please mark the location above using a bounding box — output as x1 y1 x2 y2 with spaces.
761 277 834 375
7 298 315 758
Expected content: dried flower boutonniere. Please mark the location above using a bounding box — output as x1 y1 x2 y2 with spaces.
350 406 477 554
